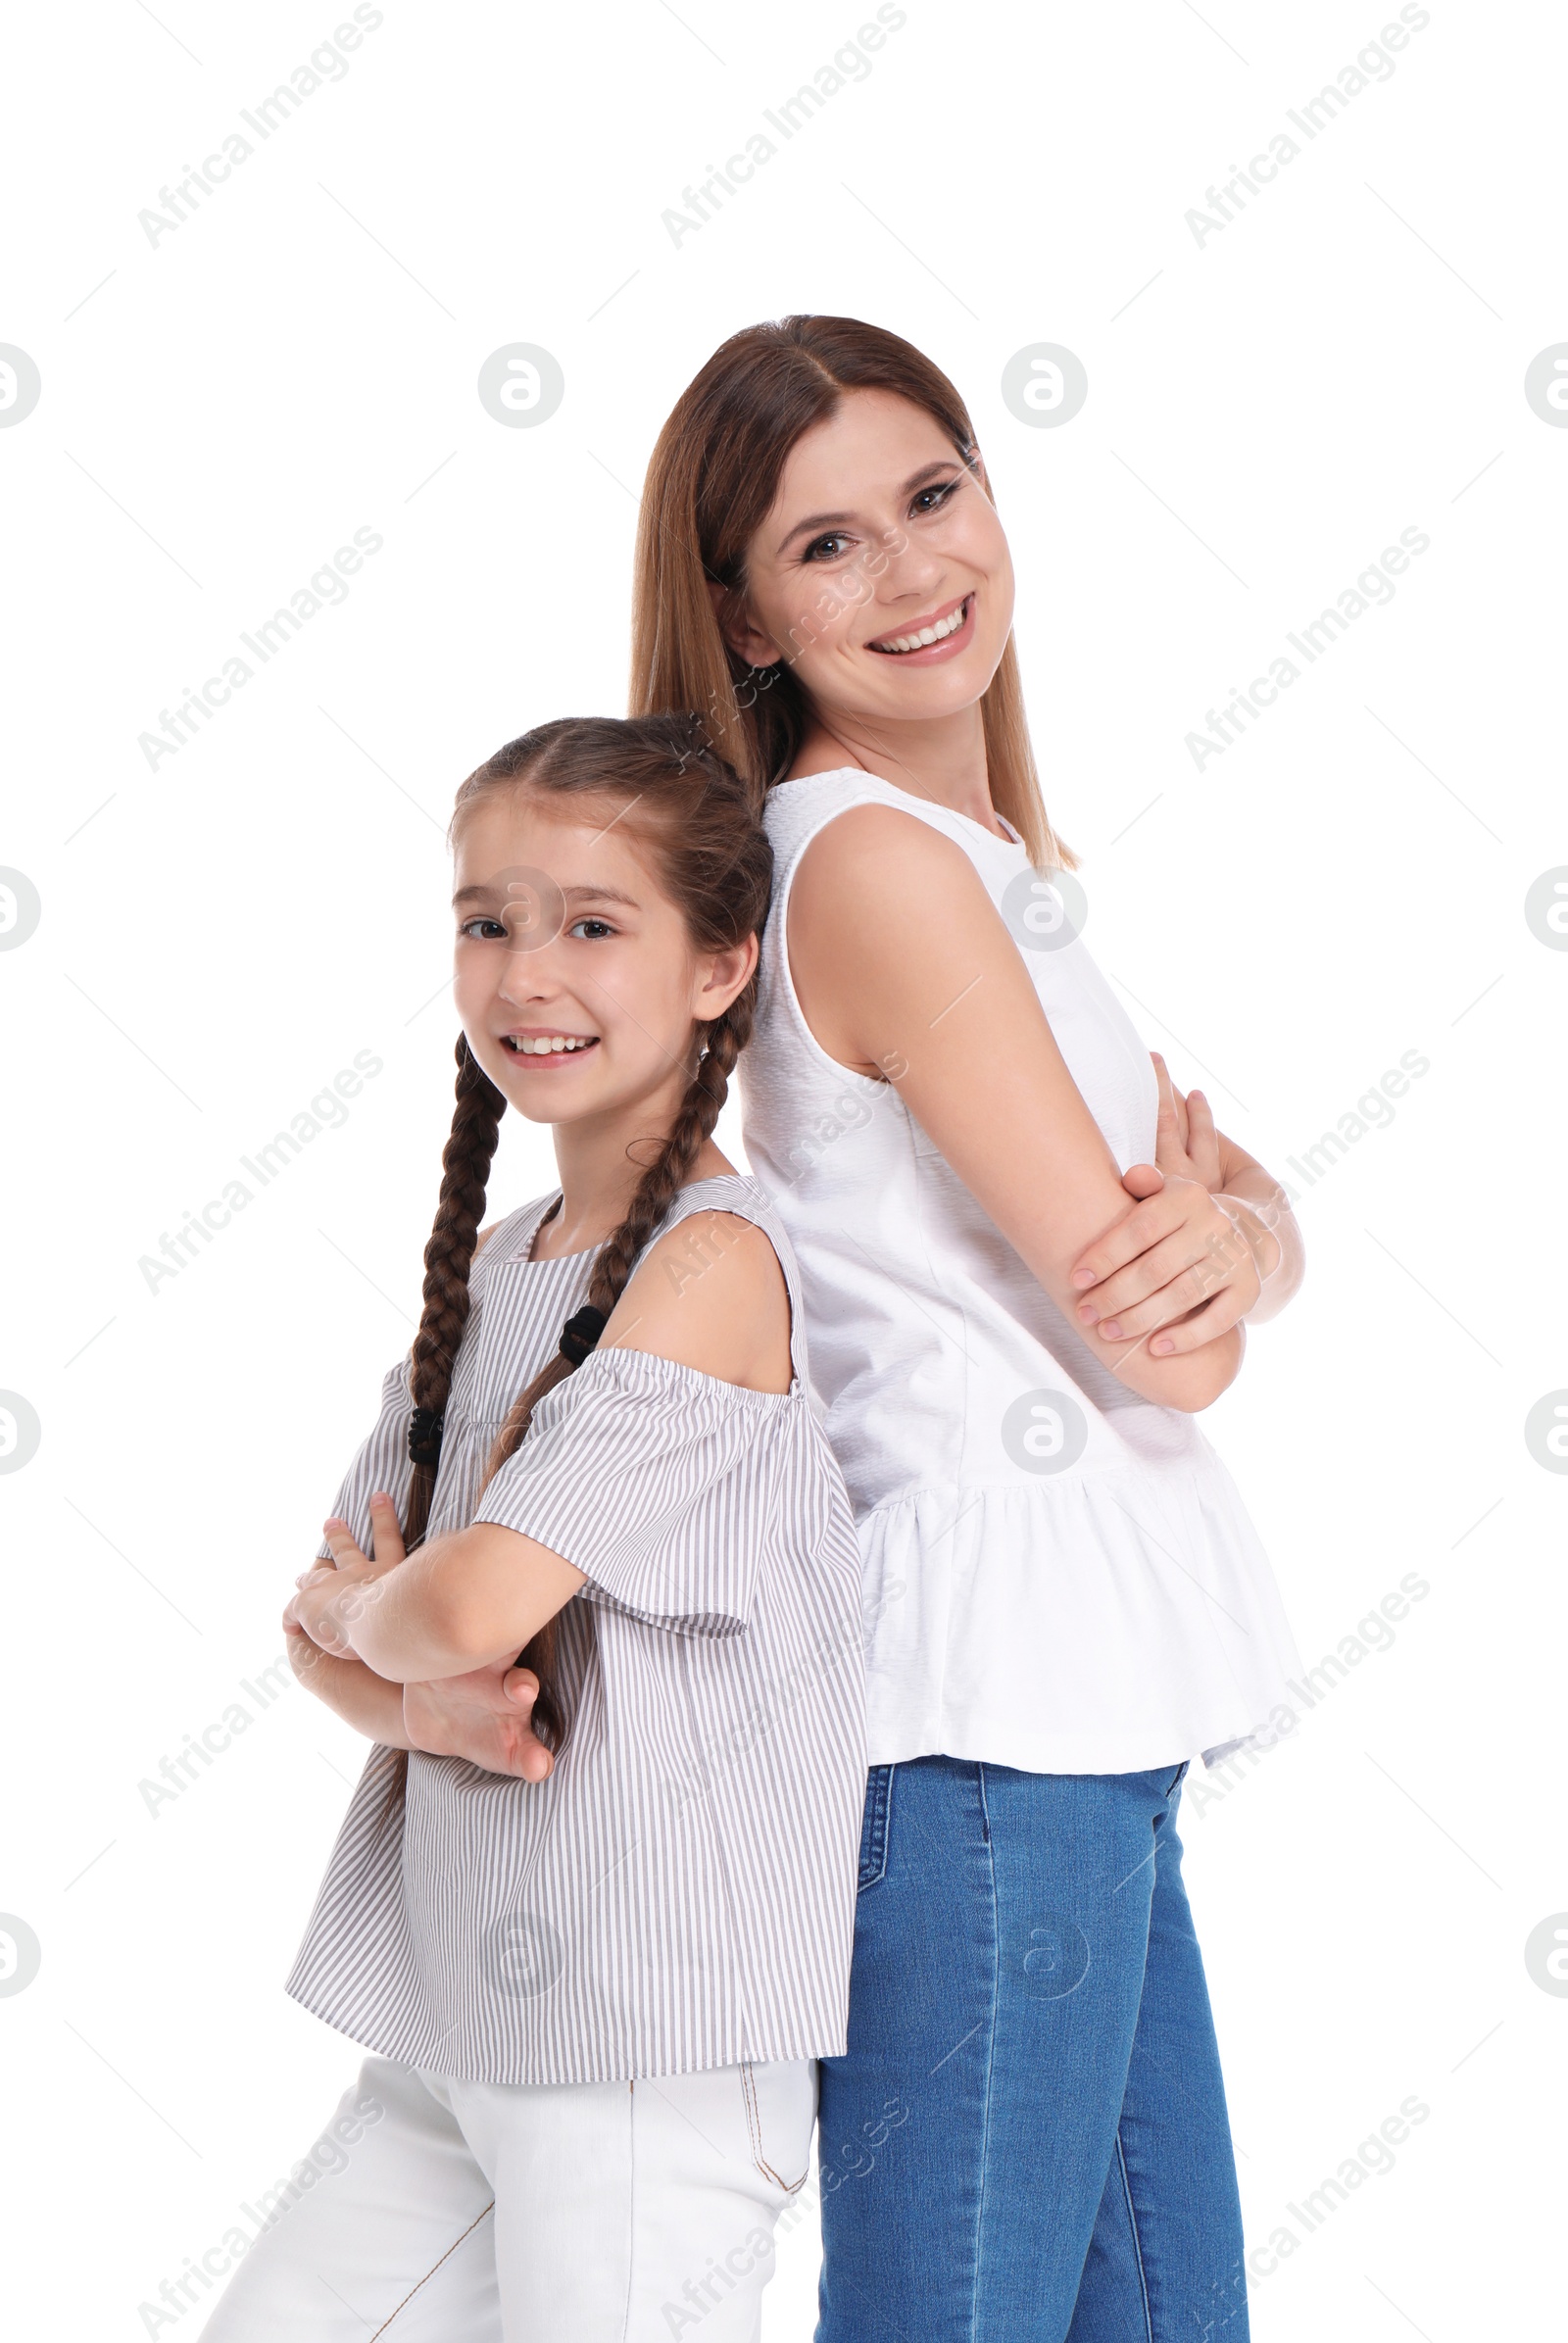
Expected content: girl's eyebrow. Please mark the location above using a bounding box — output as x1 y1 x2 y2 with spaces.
564 883 639 908
452 880 640 909
774 459 963 556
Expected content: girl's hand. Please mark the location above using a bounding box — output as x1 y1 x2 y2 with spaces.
403 1664 557 1782
283 1493 405 1656
284 1625 416 1748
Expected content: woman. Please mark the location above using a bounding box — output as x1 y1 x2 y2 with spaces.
628 317 1306 2341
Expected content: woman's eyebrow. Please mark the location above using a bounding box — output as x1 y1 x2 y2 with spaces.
774 460 963 555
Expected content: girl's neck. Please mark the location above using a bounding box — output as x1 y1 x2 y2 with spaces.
788 705 1004 839
530 1126 732 1261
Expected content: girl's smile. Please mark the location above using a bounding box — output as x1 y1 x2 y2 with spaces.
497 1029 601 1063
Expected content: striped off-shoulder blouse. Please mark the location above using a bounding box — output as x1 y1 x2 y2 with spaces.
284 1174 866 2087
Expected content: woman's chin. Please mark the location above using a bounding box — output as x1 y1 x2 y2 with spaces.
858 656 1002 723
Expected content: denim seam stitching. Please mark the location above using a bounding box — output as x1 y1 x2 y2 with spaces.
739 2057 809 2193
366 2200 495 2337
858 1764 893 1893
969 1763 999 2343
620 2078 636 2343
1114 2128 1156 2343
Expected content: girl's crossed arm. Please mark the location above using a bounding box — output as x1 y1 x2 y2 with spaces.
285 1524 562 1780
285 1208 791 1685
284 1618 416 1746
291 1512 584 1684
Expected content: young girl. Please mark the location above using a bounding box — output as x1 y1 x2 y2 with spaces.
199 714 866 2342
628 318 1309 2341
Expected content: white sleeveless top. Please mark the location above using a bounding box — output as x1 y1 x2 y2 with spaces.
739 769 1303 1775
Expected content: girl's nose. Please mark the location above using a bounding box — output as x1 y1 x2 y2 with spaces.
495 946 561 1007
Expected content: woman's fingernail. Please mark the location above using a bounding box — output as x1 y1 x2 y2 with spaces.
1072 1268 1096 1289
1102 1320 1122 1341
1152 1338 1175 1355
1076 1303 1097 1324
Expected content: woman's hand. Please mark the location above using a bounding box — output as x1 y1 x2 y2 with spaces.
402 1665 557 1782
1149 1049 1223 1191
785 806 1243 1410
1068 1055 1284 1356
1070 1168 1266 1358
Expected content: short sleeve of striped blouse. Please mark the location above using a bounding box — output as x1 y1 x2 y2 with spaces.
314 1351 416 1564
470 1344 787 1635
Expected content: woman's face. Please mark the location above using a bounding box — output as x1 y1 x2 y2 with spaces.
721 387 1015 733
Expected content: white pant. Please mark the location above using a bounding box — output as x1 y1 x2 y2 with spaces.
197 2052 816 2341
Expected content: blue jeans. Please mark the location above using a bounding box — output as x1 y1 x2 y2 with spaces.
815 1757 1249 2343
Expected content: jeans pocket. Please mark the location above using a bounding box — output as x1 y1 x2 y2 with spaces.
858 1765 894 1893
737 2059 813 2194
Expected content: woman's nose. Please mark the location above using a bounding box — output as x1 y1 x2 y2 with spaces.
879 538 944 596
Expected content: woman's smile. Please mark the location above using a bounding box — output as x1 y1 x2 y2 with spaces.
864 591 975 662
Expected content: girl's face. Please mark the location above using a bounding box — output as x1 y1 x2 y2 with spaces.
452 791 756 1131
719 387 1015 732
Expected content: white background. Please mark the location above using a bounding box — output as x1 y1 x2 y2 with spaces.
3 0 1565 2335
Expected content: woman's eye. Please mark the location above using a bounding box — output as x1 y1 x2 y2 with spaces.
911 480 959 516
568 917 616 941
459 916 508 942
803 531 853 563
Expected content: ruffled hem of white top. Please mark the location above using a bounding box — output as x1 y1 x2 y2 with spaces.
854 1445 1303 1776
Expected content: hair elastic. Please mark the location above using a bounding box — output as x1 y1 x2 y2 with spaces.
408 1407 445 1468
559 1305 608 1367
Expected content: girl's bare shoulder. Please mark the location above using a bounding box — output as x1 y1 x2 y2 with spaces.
603 1212 793 1395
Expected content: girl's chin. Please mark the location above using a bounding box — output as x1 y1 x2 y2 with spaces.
499 1071 603 1112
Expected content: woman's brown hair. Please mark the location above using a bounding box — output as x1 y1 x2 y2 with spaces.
629 313 1074 871
386 712 771 1785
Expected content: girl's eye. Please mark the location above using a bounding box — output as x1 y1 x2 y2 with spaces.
459 916 509 942
803 531 854 564
568 917 616 941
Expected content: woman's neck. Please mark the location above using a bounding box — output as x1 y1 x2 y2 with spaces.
788 705 1004 838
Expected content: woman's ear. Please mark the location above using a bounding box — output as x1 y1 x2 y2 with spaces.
705 577 782 668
